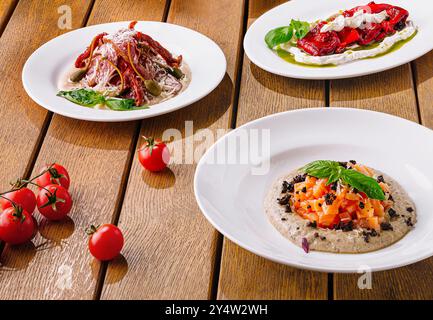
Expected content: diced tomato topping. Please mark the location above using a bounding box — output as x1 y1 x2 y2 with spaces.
289 162 392 231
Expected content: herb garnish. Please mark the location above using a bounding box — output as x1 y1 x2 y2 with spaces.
302 160 385 200
265 19 310 49
57 89 149 111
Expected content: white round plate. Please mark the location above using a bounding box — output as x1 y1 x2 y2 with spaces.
22 21 226 122
194 108 433 272
244 0 433 80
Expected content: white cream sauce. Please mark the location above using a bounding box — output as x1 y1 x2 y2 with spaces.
321 10 389 33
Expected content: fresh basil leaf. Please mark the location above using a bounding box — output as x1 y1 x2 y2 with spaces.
265 26 293 49
291 19 310 40
302 160 340 179
105 98 136 111
57 89 105 107
341 169 386 200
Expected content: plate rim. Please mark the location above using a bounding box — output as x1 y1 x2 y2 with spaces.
243 0 433 80
194 107 433 273
22 21 227 122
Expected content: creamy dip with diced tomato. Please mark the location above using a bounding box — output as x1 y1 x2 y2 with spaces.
264 163 416 253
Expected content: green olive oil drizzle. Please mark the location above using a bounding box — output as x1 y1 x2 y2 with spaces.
276 30 417 67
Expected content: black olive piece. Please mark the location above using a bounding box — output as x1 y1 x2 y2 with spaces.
285 205 292 213
406 207 414 213
338 161 348 168
405 217 414 227
349 160 357 165
281 181 289 193
307 221 317 228
277 194 290 205
388 208 398 218
380 222 393 231
377 175 385 183
324 193 336 205
359 202 365 209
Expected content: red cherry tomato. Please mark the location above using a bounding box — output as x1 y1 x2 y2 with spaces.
88 224 124 261
35 163 70 190
0 207 37 245
138 137 170 172
37 184 73 221
0 188 37 214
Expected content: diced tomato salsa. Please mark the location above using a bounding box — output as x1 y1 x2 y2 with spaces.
289 163 393 230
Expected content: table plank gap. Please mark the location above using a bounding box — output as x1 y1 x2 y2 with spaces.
229 0 250 130
100 0 245 299
93 0 172 300
413 51 433 128
209 0 249 301
330 64 433 299
217 0 328 300
0 0 19 37
0 0 167 300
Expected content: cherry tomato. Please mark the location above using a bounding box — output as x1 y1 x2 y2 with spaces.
88 224 124 261
138 137 170 172
0 207 37 245
0 188 37 214
35 163 70 190
37 184 73 221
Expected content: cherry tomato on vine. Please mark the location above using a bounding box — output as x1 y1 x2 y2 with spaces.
0 207 37 245
35 163 70 190
0 188 37 214
138 137 170 172
36 184 72 221
87 224 124 261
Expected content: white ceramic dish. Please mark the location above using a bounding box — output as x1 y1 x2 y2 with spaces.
22 21 226 122
194 108 433 272
244 0 433 80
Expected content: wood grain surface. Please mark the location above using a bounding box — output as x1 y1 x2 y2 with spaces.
0 0 17 36
0 0 432 300
216 0 328 300
0 0 92 259
100 0 245 300
0 0 167 299
331 64 433 299
0 0 92 189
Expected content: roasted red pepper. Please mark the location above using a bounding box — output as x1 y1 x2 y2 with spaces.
297 2 410 56
297 22 341 56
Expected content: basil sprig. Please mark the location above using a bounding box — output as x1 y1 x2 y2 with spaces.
57 89 148 111
265 19 310 49
302 160 386 200
57 89 105 107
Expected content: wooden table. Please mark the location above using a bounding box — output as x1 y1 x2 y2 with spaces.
0 0 432 300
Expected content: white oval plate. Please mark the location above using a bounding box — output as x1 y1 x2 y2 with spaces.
244 0 433 80
194 108 433 272
22 21 226 122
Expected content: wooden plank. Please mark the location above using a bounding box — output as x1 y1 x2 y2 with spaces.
0 0 17 36
0 0 92 190
414 52 433 128
0 0 167 300
216 0 328 300
100 0 245 300
0 0 92 258
330 64 433 299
